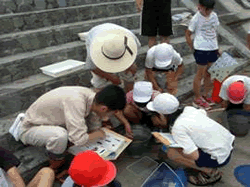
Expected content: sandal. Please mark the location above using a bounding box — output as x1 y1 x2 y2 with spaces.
202 168 222 178
188 171 222 186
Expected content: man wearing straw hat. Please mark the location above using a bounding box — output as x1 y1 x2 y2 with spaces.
78 23 141 138
79 23 141 93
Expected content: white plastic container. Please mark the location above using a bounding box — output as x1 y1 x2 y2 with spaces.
40 59 86 77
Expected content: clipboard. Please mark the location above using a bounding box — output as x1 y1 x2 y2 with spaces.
68 128 132 160
152 132 182 148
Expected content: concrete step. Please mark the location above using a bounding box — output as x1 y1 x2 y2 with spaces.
0 34 193 85
0 0 131 14
0 45 245 117
0 0 137 35
0 7 191 58
0 0 184 15
0 30 237 86
0 13 140 58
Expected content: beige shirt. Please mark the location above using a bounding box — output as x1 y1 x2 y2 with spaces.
20 86 102 146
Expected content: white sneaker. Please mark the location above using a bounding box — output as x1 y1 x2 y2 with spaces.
9 113 25 141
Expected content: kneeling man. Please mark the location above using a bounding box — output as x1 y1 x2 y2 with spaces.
13 85 126 169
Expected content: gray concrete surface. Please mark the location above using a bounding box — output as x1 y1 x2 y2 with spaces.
112 65 250 187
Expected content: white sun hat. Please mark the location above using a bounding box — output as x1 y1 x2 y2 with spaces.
90 29 138 73
133 81 153 103
155 43 175 68
146 93 179 114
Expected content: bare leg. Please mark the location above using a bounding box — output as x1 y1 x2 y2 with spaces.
193 65 207 100
160 35 170 44
27 167 55 187
148 36 157 48
203 62 213 97
166 148 213 174
166 71 178 95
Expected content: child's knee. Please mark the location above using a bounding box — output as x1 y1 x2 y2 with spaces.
40 167 55 176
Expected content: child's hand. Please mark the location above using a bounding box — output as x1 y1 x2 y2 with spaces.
157 87 163 93
126 63 137 75
218 49 223 56
125 124 133 139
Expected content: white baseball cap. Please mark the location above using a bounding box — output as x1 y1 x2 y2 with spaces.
146 93 179 114
155 43 174 68
133 81 153 103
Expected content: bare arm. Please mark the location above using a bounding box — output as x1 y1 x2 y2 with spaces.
114 111 133 139
247 34 250 49
174 64 184 80
135 0 143 12
145 68 163 92
125 63 137 75
7 167 26 187
92 67 121 85
88 129 106 143
185 29 193 51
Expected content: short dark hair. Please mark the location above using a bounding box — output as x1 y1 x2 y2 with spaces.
94 85 126 110
199 0 215 9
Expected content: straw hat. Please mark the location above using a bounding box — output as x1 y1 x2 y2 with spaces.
90 29 138 73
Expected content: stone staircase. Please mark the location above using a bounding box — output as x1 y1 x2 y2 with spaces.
1 0 250 184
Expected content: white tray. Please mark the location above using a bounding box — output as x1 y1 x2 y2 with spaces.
40 59 86 77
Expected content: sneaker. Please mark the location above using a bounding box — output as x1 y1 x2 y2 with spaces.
192 97 212 110
202 96 216 106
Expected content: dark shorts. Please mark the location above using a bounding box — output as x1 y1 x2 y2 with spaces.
195 148 233 168
194 50 219 65
141 0 173 36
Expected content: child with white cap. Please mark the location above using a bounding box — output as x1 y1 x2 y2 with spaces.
146 93 235 186
124 81 167 129
145 43 184 95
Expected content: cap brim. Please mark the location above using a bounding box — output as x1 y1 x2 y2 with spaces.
95 160 117 186
90 29 137 73
146 102 157 112
133 95 151 103
61 176 75 187
155 59 172 68
228 98 245 104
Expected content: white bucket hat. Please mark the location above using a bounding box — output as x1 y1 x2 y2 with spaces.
155 43 174 68
133 81 153 103
146 93 179 114
90 29 138 73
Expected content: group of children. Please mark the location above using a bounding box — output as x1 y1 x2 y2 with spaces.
4 0 250 186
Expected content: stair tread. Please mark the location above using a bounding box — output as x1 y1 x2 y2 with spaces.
0 46 244 96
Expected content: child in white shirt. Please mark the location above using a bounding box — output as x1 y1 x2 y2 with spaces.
186 0 220 110
145 43 183 95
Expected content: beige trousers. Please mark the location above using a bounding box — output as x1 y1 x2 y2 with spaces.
20 126 68 155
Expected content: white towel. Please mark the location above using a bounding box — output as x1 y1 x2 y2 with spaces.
9 113 25 141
